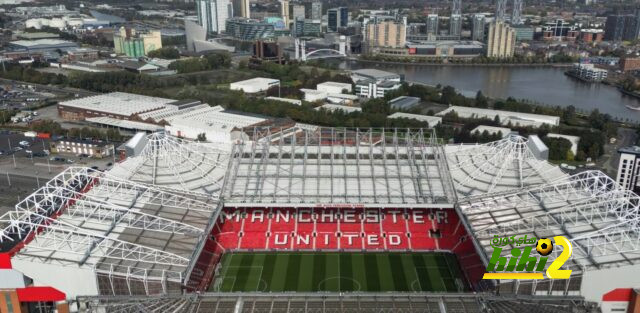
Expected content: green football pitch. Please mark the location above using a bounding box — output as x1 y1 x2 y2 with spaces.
209 252 468 293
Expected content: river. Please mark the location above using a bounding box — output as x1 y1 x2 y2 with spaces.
335 60 640 122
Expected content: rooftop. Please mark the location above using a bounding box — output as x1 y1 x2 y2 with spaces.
10 39 76 47
618 145 640 155
59 92 174 117
315 103 362 113
351 69 400 80
223 127 456 207
436 106 560 127
387 112 441 127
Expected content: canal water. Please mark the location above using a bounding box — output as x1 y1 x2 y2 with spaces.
336 61 640 122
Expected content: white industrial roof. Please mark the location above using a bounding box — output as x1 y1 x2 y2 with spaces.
59 92 174 117
387 112 442 127
315 103 362 113
317 81 352 89
10 39 75 47
85 116 164 132
470 125 512 138
230 77 279 87
436 106 560 127
162 105 266 133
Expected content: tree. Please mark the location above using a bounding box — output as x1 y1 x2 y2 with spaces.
197 133 207 142
475 90 488 108
147 47 180 59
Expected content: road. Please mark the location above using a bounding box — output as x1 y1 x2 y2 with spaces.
598 127 637 177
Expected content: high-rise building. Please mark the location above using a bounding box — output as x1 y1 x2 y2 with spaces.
366 19 407 48
427 14 439 35
495 0 506 22
327 7 348 32
113 27 162 58
616 146 640 192
280 0 290 29
239 0 250 18
471 14 486 41
292 4 305 20
294 18 322 37
512 0 523 25
604 13 640 41
486 21 515 58
196 0 233 33
449 14 462 37
311 2 322 20
226 17 275 40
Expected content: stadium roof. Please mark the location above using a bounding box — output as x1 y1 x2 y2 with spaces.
222 127 456 207
445 135 567 198
459 170 640 271
0 167 220 296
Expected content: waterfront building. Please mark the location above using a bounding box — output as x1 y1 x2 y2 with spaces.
620 57 640 72
311 2 322 20
328 7 348 32
471 14 485 41
351 68 402 99
196 0 232 33
427 14 439 36
616 146 640 192
449 14 462 37
113 27 162 58
225 17 275 40
366 19 407 48
570 63 608 82
486 21 515 58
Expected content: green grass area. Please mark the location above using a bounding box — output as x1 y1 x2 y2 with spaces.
210 252 468 293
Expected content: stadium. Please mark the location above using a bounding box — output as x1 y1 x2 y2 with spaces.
0 126 638 312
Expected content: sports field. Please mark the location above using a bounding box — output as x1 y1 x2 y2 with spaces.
210 252 468 292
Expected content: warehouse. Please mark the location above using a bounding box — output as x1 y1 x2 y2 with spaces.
7 39 77 53
58 92 175 120
436 106 560 127
387 112 441 127
317 81 352 94
230 77 280 94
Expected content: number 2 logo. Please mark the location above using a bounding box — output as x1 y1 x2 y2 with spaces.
546 236 573 279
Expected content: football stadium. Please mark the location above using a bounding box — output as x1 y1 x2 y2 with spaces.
0 126 638 312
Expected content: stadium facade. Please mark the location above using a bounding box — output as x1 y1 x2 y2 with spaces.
0 126 638 312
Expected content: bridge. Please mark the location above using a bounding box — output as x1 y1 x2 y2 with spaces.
294 37 349 61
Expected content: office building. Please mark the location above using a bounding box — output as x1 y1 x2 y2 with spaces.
513 25 534 41
294 18 322 37
197 0 233 33
541 20 579 41
238 0 250 18
292 4 305 20
486 21 515 58
471 14 485 41
604 13 640 41
280 0 290 29
311 2 322 20
351 68 402 99
580 29 604 43
225 17 275 40
328 7 348 32
620 57 640 71
449 14 462 37
366 19 407 48
113 27 162 58
50 139 114 158
427 14 439 35
616 146 640 192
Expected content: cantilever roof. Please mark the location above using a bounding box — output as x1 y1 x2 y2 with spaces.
444 135 567 198
223 127 456 207
458 170 640 271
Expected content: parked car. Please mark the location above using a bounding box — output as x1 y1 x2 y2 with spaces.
18 140 30 147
